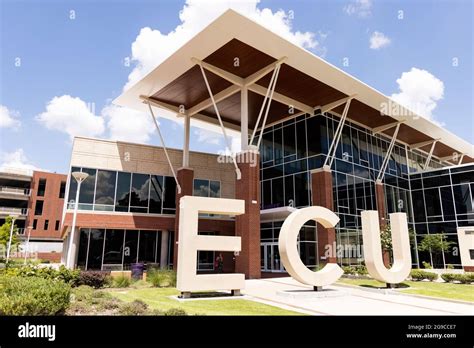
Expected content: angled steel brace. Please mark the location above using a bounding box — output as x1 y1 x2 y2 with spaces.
249 63 280 146
323 97 354 169
376 122 402 183
422 140 438 170
146 100 182 194
197 62 242 180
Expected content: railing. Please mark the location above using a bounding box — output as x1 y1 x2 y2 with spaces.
0 207 28 215
0 186 31 196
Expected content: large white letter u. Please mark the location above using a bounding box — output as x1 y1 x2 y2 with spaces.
361 211 412 284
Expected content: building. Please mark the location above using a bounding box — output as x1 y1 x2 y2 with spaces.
26 171 67 262
0 168 66 262
62 10 474 275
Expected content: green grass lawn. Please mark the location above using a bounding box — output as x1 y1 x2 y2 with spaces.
107 287 301 315
337 278 474 302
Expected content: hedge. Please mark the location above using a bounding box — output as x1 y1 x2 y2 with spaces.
441 273 474 284
410 269 438 281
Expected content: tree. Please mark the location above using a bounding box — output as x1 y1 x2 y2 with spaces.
417 233 453 268
0 216 20 252
380 223 416 252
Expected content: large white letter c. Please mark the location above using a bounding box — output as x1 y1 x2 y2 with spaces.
279 206 343 287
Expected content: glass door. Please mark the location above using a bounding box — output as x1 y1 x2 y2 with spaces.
261 243 285 272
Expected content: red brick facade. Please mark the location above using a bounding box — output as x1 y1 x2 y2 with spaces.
27 171 67 239
235 150 261 279
311 168 336 263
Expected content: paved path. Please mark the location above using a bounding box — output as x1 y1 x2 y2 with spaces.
242 277 474 315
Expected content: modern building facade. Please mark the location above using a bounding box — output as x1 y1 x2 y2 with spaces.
62 10 474 275
0 168 66 261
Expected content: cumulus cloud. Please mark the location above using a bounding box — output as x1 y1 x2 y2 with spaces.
369 31 391 50
343 0 372 18
193 128 222 146
102 104 156 143
36 95 105 140
0 105 21 129
391 67 445 121
124 0 321 90
0 148 44 174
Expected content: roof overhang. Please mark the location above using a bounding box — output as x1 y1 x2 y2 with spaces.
260 206 297 222
115 9 473 163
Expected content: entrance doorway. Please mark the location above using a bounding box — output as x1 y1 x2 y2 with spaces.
261 242 285 272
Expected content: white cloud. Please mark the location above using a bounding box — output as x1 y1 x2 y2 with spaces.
391 67 444 121
102 104 156 143
0 105 21 129
344 0 372 18
193 128 222 146
0 148 44 174
124 0 321 90
36 95 105 140
369 31 391 50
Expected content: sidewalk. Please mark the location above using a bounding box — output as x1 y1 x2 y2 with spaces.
242 277 474 315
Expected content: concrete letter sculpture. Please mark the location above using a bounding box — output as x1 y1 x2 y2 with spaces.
361 211 411 284
279 206 343 287
456 227 474 269
177 196 245 295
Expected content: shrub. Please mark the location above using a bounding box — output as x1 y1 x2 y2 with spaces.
464 272 474 284
164 308 187 316
147 269 176 287
77 271 109 288
342 266 356 275
355 264 368 275
446 264 454 270
421 261 432 269
118 300 148 316
410 269 437 281
113 275 131 288
441 273 457 283
0 275 70 315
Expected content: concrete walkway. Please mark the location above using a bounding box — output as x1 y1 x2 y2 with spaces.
242 277 474 315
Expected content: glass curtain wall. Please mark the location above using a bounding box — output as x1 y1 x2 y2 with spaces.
67 167 176 214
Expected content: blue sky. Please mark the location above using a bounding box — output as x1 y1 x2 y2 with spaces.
0 0 472 174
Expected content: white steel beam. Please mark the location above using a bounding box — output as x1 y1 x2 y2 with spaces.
187 85 240 116
244 57 287 86
191 57 244 86
241 86 249 151
410 138 440 149
183 114 190 168
140 95 186 116
248 84 314 114
320 94 357 113
372 120 406 135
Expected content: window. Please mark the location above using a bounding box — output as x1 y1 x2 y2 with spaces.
44 220 49 230
162 176 176 214
123 230 139 265
55 220 60 231
103 229 125 264
130 173 150 213
37 179 46 196
193 179 221 198
138 230 158 263
94 170 116 211
59 181 66 199
78 168 97 208
33 219 37 230
149 175 164 214
115 172 131 212
34 200 44 215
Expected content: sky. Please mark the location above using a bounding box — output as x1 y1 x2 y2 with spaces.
0 0 473 174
